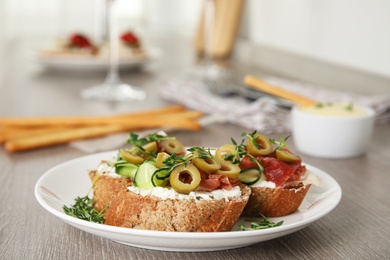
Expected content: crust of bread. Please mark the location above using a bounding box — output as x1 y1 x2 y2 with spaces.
89 171 133 212
241 183 311 217
90 172 251 232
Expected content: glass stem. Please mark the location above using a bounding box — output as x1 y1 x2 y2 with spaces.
106 0 120 87
203 0 215 67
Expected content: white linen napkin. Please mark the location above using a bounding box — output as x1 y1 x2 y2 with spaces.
159 75 390 132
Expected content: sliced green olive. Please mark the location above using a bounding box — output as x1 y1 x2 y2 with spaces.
275 149 300 163
192 150 221 173
246 133 273 156
143 141 158 154
155 152 170 168
170 164 201 194
215 144 236 162
159 139 185 155
216 161 241 178
130 141 158 159
120 149 145 165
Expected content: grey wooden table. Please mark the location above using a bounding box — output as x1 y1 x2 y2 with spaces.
1 35 389 260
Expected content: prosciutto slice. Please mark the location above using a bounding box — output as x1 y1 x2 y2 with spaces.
259 157 302 187
239 154 307 187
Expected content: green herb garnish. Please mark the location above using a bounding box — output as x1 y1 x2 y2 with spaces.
223 137 247 164
63 195 108 223
241 130 260 150
269 135 290 151
237 215 284 231
127 132 166 147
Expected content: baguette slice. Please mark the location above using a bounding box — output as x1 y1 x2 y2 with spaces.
241 183 311 217
90 171 251 232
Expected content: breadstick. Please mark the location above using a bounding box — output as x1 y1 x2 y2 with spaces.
244 75 318 107
0 110 202 129
5 118 201 152
0 126 73 144
0 105 187 127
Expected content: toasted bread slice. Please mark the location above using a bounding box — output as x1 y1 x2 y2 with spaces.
241 183 311 217
89 171 133 212
90 171 251 232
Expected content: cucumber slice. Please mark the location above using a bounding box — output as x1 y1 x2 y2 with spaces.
115 163 138 179
151 168 170 187
134 161 157 189
155 167 171 180
239 167 262 185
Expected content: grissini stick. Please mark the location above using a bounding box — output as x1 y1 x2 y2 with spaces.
244 75 318 107
5 118 201 152
0 126 72 144
0 111 202 144
0 105 187 127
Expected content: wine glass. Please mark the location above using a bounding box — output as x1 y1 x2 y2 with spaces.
80 0 146 102
191 0 235 94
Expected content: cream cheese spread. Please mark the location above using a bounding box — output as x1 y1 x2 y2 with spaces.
250 179 276 188
96 159 122 178
128 185 242 201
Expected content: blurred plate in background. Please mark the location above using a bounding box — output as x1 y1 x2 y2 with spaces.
33 48 162 72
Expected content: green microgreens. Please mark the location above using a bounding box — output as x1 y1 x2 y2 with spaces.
269 135 290 151
126 132 169 158
237 215 284 231
157 150 193 176
223 138 247 164
249 156 264 172
241 130 260 150
63 195 108 224
155 147 215 181
127 132 167 146
187 146 215 160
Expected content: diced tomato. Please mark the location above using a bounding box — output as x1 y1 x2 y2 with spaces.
198 173 239 191
239 155 258 170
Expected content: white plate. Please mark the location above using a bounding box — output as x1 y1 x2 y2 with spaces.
34 48 161 71
35 151 342 252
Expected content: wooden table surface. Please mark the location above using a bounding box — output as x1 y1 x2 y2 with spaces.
1 35 389 260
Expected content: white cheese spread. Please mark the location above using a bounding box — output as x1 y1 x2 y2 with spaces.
250 179 276 188
96 159 122 178
128 185 242 201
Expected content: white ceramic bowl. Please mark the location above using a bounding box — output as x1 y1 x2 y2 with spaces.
291 104 375 158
